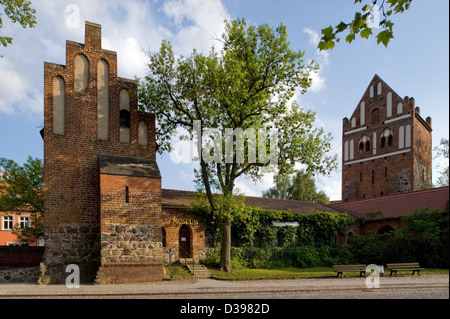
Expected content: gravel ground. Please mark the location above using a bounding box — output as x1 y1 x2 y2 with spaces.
1 275 447 318
0 273 448 299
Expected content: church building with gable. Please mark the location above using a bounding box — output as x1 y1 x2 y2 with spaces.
341 74 433 202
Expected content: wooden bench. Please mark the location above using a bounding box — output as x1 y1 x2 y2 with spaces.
333 264 366 278
386 262 424 276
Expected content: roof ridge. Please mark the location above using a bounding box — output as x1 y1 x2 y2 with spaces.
243 194 320 204
163 188 322 204
331 186 449 206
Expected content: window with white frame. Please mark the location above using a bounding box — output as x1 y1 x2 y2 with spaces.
2 215 14 230
6 242 22 246
19 216 31 229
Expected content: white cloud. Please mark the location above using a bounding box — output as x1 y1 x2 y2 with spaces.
318 178 341 201
162 0 230 54
303 27 329 65
303 27 329 93
0 59 42 115
233 169 276 197
0 0 232 116
309 70 326 93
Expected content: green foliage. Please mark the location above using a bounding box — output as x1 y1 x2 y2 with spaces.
202 203 449 270
0 156 43 243
201 207 355 269
400 207 445 240
0 0 36 48
263 169 330 204
276 226 297 248
318 0 412 51
338 205 449 268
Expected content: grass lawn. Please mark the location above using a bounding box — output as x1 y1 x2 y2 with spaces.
208 267 335 280
165 263 448 280
208 266 449 280
164 264 194 279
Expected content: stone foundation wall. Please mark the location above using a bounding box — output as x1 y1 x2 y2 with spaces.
101 224 163 263
40 223 100 283
0 266 40 283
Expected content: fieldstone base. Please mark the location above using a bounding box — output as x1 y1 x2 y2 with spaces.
0 266 40 283
38 262 99 284
95 262 164 284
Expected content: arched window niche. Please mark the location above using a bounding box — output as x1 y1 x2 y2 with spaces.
138 121 149 146
97 59 109 140
53 76 66 135
74 54 89 93
119 89 130 143
380 129 394 149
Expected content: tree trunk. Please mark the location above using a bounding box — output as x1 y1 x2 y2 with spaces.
220 217 232 272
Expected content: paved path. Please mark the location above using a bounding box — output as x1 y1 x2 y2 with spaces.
1 275 447 318
0 274 448 299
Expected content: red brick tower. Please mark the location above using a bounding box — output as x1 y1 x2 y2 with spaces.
41 22 163 283
342 74 432 202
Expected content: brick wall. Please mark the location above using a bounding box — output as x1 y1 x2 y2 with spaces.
412 109 433 190
0 246 44 267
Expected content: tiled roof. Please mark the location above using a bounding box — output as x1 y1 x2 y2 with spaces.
328 186 449 220
99 154 161 178
161 189 343 214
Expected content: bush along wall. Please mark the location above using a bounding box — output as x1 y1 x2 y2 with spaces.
199 201 449 269
341 205 449 268
199 207 356 269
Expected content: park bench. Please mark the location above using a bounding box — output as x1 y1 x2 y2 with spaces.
386 262 424 277
333 264 366 278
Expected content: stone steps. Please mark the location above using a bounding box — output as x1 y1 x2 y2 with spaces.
179 259 210 279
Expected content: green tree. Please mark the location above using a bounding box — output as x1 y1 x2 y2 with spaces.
434 138 449 187
263 170 330 204
0 0 36 48
138 19 337 271
318 0 412 51
261 173 291 200
0 156 43 243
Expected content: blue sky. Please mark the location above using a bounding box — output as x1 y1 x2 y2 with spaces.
0 0 448 200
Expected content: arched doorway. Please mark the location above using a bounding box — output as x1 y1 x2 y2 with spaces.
377 225 395 235
179 225 191 258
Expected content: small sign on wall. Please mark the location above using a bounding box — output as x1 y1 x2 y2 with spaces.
172 218 199 225
181 237 187 242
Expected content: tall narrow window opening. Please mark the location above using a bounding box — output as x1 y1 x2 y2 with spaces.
388 135 394 147
125 186 129 203
120 110 130 128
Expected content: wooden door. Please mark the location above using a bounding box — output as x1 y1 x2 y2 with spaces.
179 225 191 258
